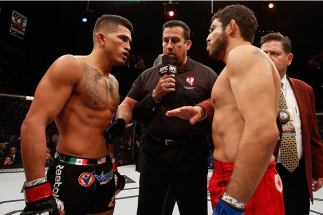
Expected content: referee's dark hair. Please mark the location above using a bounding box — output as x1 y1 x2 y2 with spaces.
163 20 190 41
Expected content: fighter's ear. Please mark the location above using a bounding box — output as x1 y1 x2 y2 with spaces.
96 33 105 47
228 19 237 36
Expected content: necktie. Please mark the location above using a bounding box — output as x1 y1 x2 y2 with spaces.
279 88 299 173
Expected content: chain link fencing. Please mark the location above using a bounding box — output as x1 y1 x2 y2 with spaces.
316 114 323 143
1 93 323 173
0 93 139 173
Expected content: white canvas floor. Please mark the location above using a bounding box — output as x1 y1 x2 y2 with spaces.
1 165 322 215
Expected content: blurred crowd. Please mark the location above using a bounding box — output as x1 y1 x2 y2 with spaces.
123 53 146 70
307 52 323 71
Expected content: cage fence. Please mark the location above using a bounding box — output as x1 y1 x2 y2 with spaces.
1 93 323 173
0 93 139 173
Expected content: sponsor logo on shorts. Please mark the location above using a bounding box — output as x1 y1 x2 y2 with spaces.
53 164 64 198
78 172 95 187
94 170 113 185
275 174 283 193
217 179 227 188
108 195 116 207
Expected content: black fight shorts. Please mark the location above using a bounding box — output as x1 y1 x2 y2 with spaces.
47 153 115 214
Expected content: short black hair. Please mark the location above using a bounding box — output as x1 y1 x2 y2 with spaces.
163 20 190 41
93 14 133 36
212 4 258 43
260 32 292 54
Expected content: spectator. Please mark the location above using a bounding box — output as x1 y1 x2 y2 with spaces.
45 134 55 151
135 135 141 147
0 142 6 162
136 56 145 70
318 52 323 71
129 54 137 68
46 134 51 144
51 131 59 142
8 146 21 165
45 149 52 167
5 134 20 150
3 156 13 165
307 54 319 71
124 56 130 68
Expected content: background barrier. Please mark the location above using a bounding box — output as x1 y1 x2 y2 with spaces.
0 93 140 172
1 93 322 173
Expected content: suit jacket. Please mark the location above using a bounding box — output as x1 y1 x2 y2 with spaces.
10 153 22 165
197 76 323 202
286 76 323 202
197 98 213 126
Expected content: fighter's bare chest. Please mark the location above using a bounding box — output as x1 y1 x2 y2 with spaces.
76 59 120 109
211 71 233 107
80 76 119 108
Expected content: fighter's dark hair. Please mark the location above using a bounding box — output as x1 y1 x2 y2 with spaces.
163 20 190 41
93 14 133 35
260 32 292 54
211 4 258 43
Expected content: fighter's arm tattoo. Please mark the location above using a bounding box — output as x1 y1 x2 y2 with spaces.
253 49 272 65
79 58 109 105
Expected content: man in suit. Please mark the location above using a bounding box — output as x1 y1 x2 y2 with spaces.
8 146 21 165
260 32 323 215
167 32 323 215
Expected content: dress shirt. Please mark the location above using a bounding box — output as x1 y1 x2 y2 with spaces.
277 75 303 162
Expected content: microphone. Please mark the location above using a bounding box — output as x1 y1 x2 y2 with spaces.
159 54 177 76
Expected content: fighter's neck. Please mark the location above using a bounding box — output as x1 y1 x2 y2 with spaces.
223 40 251 64
86 51 113 76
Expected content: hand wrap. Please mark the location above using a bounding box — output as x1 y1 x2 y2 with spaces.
105 118 126 144
114 170 125 191
111 158 125 191
21 177 64 215
213 195 245 215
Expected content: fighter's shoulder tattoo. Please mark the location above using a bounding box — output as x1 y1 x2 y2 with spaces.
252 49 272 65
77 58 119 107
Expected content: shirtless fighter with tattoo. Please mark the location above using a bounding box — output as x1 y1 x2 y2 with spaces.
20 14 133 215
166 5 284 214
